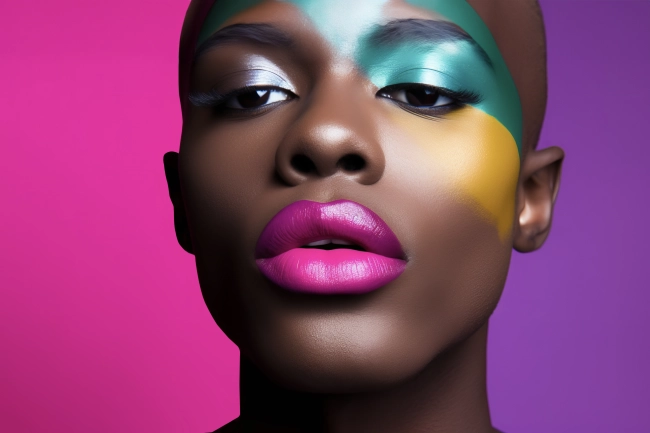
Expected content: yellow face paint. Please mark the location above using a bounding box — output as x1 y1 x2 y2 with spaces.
390 106 520 241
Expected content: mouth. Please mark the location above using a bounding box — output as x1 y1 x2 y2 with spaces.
301 239 365 251
255 200 407 295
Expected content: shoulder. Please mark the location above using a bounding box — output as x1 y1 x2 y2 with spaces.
210 418 270 433
210 418 240 433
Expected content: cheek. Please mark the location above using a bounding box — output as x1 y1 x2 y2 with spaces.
178 118 283 343
179 116 280 245
389 106 520 241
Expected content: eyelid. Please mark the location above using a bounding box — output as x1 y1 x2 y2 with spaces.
189 69 297 108
211 69 296 94
189 85 296 108
370 67 463 93
377 83 481 105
223 88 293 110
391 68 461 89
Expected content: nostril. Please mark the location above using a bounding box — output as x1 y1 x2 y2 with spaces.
338 154 366 172
291 154 317 174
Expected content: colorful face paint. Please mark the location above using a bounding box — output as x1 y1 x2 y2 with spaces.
196 0 522 153
403 0 522 153
197 0 266 47
384 104 519 240
197 0 388 59
194 0 522 239
356 31 522 158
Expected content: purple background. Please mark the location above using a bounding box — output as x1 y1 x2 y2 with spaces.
1 1 648 432
490 1 650 431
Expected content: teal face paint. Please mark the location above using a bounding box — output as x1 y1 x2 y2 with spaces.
355 33 523 153
197 0 390 58
197 0 265 47
402 0 522 152
287 0 392 58
196 0 523 153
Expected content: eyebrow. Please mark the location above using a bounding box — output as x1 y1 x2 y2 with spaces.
368 19 493 68
195 23 294 61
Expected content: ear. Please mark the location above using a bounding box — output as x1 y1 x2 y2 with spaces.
163 152 194 254
513 146 565 253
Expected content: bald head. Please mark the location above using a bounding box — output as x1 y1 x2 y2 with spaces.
467 0 547 155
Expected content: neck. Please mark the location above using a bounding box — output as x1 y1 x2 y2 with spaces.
231 323 497 433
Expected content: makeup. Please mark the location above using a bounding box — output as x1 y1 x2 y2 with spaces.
388 105 520 241
195 0 522 153
193 0 524 241
356 32 522 153
255 200 407 294
404 0 523 151
189 68 296 109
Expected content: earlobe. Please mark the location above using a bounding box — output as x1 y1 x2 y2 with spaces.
163 152 194 254
513 146 565 253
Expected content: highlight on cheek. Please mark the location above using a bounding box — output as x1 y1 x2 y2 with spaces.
390 106 520 241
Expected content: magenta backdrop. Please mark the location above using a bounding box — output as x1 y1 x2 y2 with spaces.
1 1 648 432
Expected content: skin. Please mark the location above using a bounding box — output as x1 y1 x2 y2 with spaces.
164 1 565 432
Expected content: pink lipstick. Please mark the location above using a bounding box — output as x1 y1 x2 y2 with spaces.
255 200 406 295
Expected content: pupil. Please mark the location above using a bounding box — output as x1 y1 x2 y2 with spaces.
237 89 270 108
405 88 439 107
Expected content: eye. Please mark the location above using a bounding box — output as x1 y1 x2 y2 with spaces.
379 85 454 108
224 88 293 109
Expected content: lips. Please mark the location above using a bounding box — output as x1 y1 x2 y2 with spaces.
255 200 406 295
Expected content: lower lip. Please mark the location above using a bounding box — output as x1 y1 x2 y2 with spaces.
256 248 406 295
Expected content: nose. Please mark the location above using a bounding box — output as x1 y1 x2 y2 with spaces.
275 78 385 186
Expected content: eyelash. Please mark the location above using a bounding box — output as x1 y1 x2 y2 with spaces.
189 85 297 113
188 83 481 118
376 84 481 117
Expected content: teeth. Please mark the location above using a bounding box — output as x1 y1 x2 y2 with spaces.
306 240 330 247
305 239 354 247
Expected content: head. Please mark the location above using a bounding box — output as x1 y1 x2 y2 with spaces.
165 0 563 393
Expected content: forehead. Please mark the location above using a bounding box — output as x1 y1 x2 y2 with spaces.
197 0 492 56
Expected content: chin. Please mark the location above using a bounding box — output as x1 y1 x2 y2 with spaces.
245 318 439 393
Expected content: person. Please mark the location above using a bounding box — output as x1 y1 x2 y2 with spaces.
163 1 564 432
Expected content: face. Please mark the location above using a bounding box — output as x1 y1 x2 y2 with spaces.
177 0 523 392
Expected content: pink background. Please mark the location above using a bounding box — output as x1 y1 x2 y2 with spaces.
2 1 649 432
1 1 237 431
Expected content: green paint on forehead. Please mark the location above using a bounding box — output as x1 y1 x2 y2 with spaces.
197 0 264 47
285 0 390 58
197 0 523 154
197 0 388 57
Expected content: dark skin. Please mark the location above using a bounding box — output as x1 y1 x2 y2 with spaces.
164 1 564 432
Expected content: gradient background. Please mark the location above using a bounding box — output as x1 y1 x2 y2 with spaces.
1 1 648 432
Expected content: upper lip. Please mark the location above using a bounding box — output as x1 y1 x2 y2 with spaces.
255 200 405 260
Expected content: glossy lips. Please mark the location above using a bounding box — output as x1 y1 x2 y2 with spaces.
255 200 406 295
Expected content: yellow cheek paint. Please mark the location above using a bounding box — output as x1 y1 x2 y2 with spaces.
390 106 520 242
